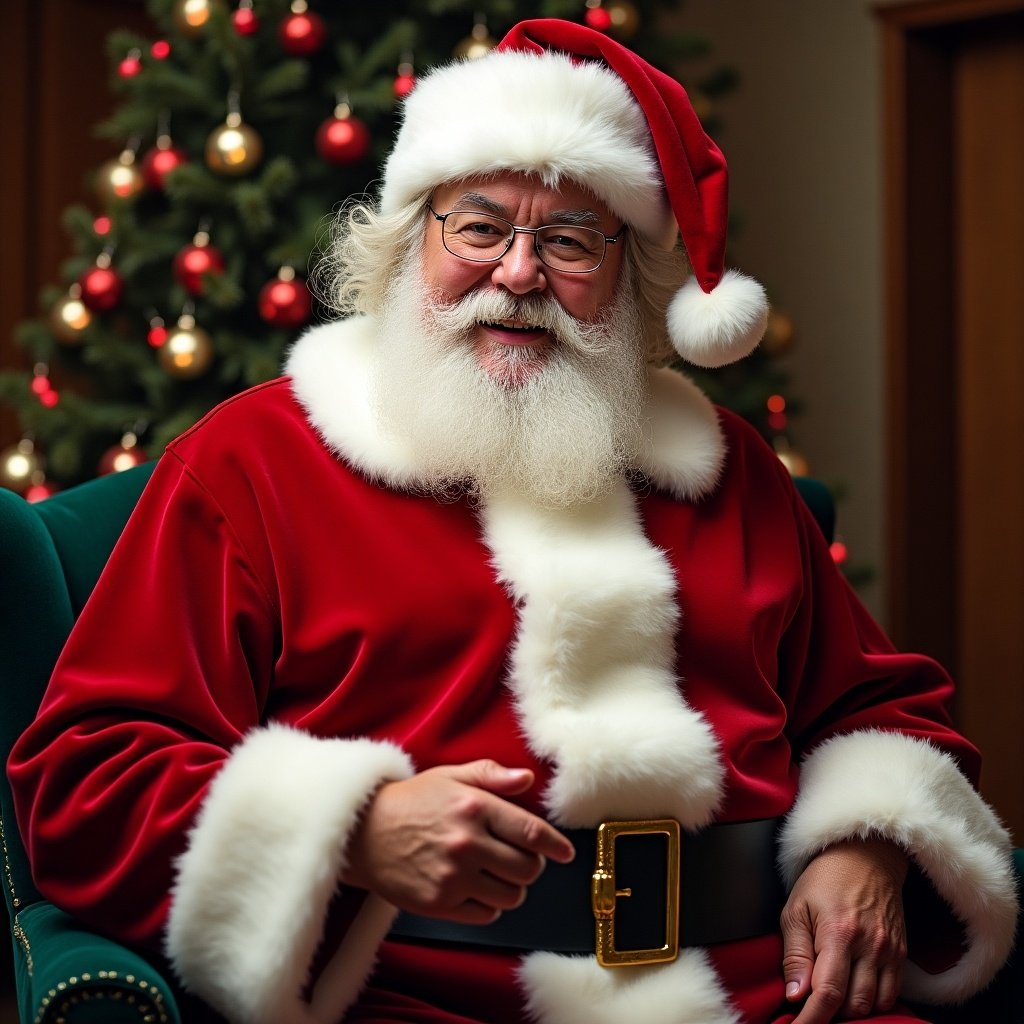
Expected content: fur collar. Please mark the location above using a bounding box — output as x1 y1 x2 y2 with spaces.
285 316 726 502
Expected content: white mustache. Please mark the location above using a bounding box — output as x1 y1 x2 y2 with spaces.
424 289 600 352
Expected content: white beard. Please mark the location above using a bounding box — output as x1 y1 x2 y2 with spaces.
370 259 649 509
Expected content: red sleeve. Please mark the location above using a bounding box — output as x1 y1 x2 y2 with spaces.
735 429 981 780
8 450 277 949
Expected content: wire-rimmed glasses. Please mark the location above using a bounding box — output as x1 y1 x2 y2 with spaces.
427 205 626 274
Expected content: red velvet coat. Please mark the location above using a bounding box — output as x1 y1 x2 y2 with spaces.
8 319 1016 1024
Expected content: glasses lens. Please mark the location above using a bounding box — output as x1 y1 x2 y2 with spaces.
438 211 608 272
535 226 606 272
442 212 514 260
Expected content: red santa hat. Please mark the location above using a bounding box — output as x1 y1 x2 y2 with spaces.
380 18 768 368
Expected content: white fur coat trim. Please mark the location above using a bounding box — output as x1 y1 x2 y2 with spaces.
519 949 740 1024
482 481 724 828
165 723 414 1024
285 317 726 503
778 729 1017 1004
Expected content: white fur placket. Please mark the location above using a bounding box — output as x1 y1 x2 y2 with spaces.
482 482 724 829
480 482 737 1023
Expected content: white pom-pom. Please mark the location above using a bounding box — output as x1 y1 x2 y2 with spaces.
666 269 769 368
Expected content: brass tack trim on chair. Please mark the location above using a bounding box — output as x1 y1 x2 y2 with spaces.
1 810 35 979
35 970 169 1024
12 916 33 976
0 812 23 910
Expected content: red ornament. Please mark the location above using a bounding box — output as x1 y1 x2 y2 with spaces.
584 5 613 31
79 260 124 312
151 39 172 60
258 269 311 327
279 4 326 56
99 435 148 475
141 140 189 190
31 372 59 407
25 480 59 503
830 540 849 565
393 56 416 98
173 234 225 294
148 317 169 348
93 215 112 236
119 52 143 77
315 111 370 165
233 1 260 35
393 72 415 98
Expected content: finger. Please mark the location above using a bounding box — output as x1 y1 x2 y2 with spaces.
791 946 850 1024
791 984 846 1024
473 834 547 886
841 956 878 1020
875 960 904 1013
434 876 526 924
441 760 535 796
446 901 509 925
780 902 814 1003
472 870 529 912
441 898 504 926
487 799 575 863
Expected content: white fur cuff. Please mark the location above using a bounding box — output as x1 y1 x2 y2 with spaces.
165 724 414 1024
778 729 1017 1003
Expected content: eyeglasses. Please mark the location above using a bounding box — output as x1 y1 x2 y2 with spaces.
427 205 626 274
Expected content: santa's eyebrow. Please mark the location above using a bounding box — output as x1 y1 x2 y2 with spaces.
452 192 508 215
451 192 601 226
549 208 600 226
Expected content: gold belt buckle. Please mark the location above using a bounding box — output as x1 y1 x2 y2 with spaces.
590 818 680 967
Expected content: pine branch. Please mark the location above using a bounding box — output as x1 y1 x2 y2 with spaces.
251 60 310 102
162 163 233 206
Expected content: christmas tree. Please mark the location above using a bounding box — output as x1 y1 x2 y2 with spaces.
0 0 800 502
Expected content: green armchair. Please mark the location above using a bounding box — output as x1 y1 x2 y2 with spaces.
0 462 183 1023
0 464 1018 1022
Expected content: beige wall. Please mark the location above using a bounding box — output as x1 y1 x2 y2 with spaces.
663 0 886 618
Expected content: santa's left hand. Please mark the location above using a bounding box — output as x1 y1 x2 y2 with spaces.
780 836 909 1024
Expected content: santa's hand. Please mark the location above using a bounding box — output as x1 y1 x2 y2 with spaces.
342 760 575 923
781 837 909 1024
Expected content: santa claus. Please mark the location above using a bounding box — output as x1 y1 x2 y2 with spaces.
9 18 1016 1024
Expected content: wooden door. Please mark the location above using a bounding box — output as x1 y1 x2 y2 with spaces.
879 0 1024 840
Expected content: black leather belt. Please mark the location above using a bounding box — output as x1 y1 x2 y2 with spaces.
389 817 784 965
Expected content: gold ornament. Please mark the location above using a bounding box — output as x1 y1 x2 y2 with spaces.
99 432 149 475
205 112 263 176
159 314 214 379
50 284 92 345
1 439 41 493
453 20 497 60
173 0 221 37
606 0 640 38
95 148 144 204
773 439 810 477
761 310 796 356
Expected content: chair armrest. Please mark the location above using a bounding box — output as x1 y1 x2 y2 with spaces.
12 900 181 1023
